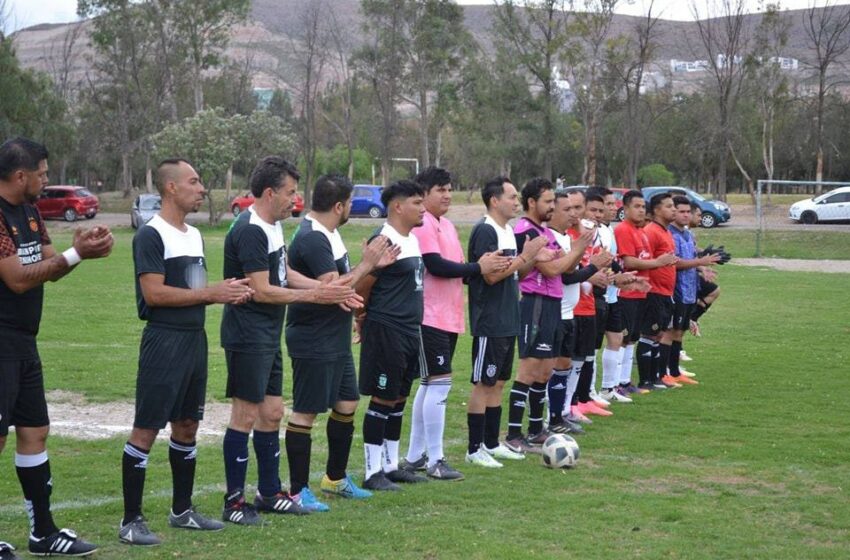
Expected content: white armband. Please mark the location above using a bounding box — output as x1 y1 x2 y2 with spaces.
62 247 82 267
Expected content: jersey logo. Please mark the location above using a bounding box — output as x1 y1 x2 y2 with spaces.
377 373 388 390
436 355 445 366
414 263 424 292
28 218 38 232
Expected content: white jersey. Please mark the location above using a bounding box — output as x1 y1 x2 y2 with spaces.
598 223 619 304
552 228 580 320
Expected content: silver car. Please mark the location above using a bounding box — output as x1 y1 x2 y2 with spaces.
131 194 161 229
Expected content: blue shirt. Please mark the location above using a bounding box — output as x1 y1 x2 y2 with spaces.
669 225 698 304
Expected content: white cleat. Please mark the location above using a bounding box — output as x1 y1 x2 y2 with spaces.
465 448 504 468
600 388 633 404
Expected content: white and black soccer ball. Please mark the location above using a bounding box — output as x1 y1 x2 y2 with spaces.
541 434 580 469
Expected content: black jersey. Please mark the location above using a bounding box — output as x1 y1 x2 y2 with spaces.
365 223 424 337
467 216 520 338
0 197 51 359
220 208 288 353
133 214 207 329
285 217 352 359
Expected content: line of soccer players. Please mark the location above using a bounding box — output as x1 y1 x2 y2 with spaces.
0 138 723 557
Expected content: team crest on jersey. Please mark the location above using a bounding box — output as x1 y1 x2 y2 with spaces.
10 225 18 236
486 364 497 378
651 323 659 331
29 218 38 232
414 263 424 292
377 373 388 390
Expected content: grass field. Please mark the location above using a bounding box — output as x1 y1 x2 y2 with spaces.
1 223 849 559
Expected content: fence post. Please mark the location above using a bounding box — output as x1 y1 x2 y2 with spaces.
755 180 763 258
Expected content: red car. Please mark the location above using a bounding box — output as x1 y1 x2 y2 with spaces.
611 187 630 221
231 191 303 217
36 186 99 222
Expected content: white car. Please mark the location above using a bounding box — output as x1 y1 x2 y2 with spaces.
789 186 850 224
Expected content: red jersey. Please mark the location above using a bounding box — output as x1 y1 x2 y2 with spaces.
614 220 650 300
643 221 676 296
568 228 600 317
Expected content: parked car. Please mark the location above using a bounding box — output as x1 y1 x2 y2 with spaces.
789 186 850 224
131 193 161 229
641 186 731 228
35 186 99 222
350 184 386 218
610 187 630 221
231 191 304 217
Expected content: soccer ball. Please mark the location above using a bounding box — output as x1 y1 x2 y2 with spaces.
541 434 580 469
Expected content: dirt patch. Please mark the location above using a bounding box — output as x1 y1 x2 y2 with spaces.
733 258 850 273
42 390 233 441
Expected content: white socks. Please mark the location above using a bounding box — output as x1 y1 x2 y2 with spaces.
423 379 451 468
405 382 428 462
566 361 582 409
382 440 399 473
620 344 635 385
601 347 621 389
364 443 383 479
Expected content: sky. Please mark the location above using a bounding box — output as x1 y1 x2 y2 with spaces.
2 0 841 33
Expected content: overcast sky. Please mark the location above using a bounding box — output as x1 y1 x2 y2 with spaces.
3 0 841 33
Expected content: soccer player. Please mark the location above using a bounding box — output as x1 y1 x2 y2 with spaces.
662 196 720 386
283 174 397 511
640 193 681 390
401 167 510 480
465 177 549 468
505 178 585 453
688 205 721 336
355 180 429 491
121 159 255 545
0 137 111 558
614 191 676 393
220 156 357 524
546 189 595 433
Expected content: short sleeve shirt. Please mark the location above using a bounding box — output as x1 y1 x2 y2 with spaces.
220 208 288 353
552 228 580 320
614 220 651 300
669 225 698 304
285 216 353 359
514 217 562 299
467 216 519 337
0 197 51 359
569 228 600 318
599 223 619 304
413 211 465 334
365 223 425 337
644 221 676 297
133 214 207 330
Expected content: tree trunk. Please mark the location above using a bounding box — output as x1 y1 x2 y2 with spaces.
193 66 204 113
435 128 443 167
59 159 67 185
419 87 430 167
225 165 233 202
381 159 390 188
121 150 132 197
145 167 153 193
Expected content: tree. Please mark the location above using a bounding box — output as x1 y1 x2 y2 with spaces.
492 0 573 179
690 0 752 201
802 1 850 186
637 163 675 186
321 9 358 180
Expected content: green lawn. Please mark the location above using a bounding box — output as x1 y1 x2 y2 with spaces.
1 224 848 559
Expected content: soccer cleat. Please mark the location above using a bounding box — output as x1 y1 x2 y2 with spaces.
678 366 697 377
118 515 161 546
320 474 373 499
222 492 263 526
362 471 401 492
591 395 611 408
254 491 310 515
0 542 19 560
577 401 613 417
466 448 504 468
680 350 693 362
600 388 633 403
386 468 429 484
168 508 225 531
672 374 699 385
484 443 526 461
567 406 592 425
549 420 585 435
296 487 330 512
29 529 97 557
504 435 543 455
526 431 549 445
426 459 465 481
660 375 683 388
399 453 428 472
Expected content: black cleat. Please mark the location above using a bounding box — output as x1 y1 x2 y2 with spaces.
385 468 429 484
0 542 20 560
28 529 97 557
362 472 401 491
253 492 310 516
222 491 263 526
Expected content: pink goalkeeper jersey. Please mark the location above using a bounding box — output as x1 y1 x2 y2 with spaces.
413 210 465 334
514 217 563 299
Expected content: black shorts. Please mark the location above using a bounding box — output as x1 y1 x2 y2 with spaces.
641 293 674 337
620 298 647 345
471 336 516 386
292 354 359 414
558 319 576 359
225 349 283 404
0 358 49 436
698 278 718 301
605 301 625 334
518 294 563 359
421 325 459 376
670 302 695 331
594 296 609 348
135 326 208 430
359 320 425 400
573 315 597 359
